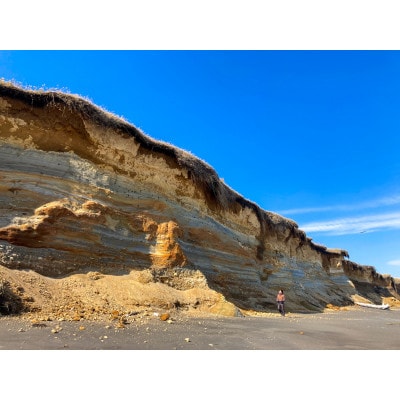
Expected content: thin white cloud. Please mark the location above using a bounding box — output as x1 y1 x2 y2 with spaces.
279 194 400 216
387 259 400 267
278 206 336 215
299 211 400 235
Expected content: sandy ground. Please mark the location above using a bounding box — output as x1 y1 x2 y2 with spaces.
1 306 399 350
3 307 399 400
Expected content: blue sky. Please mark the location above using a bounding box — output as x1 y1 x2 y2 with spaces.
1 50 399 278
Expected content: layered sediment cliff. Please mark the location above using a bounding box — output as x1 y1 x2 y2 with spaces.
0 81 398 318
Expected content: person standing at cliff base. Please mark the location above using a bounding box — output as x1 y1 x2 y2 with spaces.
276 289 285 316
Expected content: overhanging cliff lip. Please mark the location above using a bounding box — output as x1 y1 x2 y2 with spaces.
313 245 350 258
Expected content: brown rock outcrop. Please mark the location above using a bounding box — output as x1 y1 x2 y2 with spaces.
0 80 398 318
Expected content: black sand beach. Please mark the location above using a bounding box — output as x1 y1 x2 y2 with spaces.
1 307 399 350
3 308 399 400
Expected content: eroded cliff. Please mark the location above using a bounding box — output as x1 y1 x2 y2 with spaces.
0 81 399 320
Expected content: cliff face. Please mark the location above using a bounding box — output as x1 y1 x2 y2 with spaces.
0 81 398 318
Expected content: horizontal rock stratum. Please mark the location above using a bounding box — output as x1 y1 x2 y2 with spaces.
0 81 399 319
